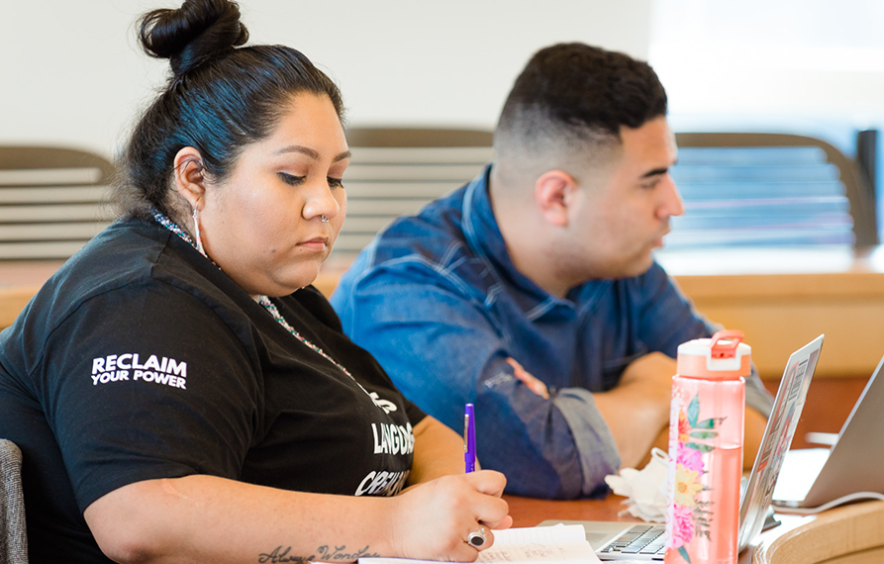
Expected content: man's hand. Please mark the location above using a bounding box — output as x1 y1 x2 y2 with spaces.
609 353 770 471
593 352 676 468
640 404 769 469
506 357 550 399
618 351 678 397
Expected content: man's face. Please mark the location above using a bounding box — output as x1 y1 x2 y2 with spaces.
568 116 683 279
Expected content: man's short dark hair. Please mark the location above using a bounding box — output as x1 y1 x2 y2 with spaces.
495 43 667 149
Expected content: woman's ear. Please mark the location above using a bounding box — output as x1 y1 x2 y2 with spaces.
172 147 207 210
534 169 578 227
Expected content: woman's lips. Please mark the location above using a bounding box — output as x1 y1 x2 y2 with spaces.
297 237 328 251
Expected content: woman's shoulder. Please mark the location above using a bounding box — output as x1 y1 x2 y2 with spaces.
27 218 252 336
45 217 192 303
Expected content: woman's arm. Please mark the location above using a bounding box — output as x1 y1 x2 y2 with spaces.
85 470 511 564
407 416 470 485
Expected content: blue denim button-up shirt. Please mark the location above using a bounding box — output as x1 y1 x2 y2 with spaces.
332 165 773 499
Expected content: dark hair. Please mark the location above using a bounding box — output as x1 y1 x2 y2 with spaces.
117 0 344 219
495 43 666 149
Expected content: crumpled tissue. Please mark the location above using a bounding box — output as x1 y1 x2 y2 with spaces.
604 447 669 523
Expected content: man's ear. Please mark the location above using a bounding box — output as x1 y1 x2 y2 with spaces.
534 170 578 227
172 147 207 210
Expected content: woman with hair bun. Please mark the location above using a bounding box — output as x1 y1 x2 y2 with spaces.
0 1 510 562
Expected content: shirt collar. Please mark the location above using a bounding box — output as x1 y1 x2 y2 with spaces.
462 165 575 317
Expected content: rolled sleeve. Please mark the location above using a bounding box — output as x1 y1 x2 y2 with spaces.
474 359 617 499
553 387 621 494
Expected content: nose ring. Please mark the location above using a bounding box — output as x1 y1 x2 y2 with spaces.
321 215 329 223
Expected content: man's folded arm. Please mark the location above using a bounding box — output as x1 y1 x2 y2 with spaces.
333 273 619 499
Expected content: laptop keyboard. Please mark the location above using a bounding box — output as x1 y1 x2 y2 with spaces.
598 524 666 558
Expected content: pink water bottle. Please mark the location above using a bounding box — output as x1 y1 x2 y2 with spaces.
665 330 748 564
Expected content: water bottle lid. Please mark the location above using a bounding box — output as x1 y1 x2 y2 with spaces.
677 330 751 379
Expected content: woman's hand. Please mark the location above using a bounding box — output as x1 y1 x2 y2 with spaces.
388 471 512 562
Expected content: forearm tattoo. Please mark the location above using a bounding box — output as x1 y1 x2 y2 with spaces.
259 545 380 563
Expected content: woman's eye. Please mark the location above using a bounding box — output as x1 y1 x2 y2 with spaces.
328 177 345 189
278 172 306 186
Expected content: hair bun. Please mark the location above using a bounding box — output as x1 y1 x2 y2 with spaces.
139 0 249 77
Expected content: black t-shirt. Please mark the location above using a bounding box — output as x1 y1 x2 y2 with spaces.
0 217 425 563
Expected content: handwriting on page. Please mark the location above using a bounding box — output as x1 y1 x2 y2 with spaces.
477 525 599 563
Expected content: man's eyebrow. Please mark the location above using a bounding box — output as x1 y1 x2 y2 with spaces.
640 166 670 179
273 146 351 163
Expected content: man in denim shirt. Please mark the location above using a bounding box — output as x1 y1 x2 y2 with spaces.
332 43 772 499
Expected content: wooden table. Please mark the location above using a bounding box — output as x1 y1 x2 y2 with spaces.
505 493 639 527
504 494 884 564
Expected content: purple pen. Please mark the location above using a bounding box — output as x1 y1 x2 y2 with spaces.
464 403 476 473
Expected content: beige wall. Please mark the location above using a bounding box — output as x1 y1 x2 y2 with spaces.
0 0 652 160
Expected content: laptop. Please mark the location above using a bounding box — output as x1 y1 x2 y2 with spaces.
772 352 884 513
539 334 824 560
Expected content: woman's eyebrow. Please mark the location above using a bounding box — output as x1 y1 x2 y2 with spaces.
275 145 319 159
273 145 351 163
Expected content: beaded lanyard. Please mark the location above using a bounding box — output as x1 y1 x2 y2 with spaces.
152 209 353 379
254 295 352 378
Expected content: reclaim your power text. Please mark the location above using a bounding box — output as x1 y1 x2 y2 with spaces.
91 353 187 389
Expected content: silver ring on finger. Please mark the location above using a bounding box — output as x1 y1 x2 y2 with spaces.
467 527 486 548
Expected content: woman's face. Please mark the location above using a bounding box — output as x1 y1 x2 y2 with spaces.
199 93 350 297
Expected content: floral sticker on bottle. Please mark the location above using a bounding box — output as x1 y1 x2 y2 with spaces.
667 393 723 563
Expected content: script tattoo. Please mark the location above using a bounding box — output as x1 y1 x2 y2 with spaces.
258 546 309 564
258 545 379 563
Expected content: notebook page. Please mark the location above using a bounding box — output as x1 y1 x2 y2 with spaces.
359 524 600 564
